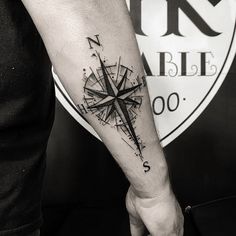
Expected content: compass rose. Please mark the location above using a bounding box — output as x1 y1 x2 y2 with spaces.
83 54 144 154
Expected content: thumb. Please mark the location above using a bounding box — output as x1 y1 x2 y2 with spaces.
129 215 145 236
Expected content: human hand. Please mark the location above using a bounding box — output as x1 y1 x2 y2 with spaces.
126 186 184 236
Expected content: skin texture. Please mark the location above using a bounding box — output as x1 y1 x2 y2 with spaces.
21 0 184 235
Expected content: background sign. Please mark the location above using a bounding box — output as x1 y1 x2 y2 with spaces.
54 0 236 146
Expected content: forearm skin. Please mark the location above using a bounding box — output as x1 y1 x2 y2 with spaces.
22 0 171 198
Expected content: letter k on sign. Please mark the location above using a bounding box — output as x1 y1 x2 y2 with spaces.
208 0 222 6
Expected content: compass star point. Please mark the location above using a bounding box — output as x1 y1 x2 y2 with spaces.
86 58 143 153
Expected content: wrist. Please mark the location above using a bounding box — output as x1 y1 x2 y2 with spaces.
131 163 172 199
129 179 173 201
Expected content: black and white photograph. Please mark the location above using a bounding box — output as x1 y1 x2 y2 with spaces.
0 0 235 235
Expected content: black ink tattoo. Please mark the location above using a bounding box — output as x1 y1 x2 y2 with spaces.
87 34 102 49
143 161 151 173
76 104 88 115
83 34 150 173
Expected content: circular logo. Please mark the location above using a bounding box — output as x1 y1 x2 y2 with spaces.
54 0 236 147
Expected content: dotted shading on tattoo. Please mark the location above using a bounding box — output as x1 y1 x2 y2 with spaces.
83 35 149 172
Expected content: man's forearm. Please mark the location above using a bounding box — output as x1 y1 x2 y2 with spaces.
22 0 171 198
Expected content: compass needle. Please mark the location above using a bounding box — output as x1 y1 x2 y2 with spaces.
85 57 143 154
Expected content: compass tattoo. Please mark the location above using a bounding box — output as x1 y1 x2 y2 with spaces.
78 35 151 173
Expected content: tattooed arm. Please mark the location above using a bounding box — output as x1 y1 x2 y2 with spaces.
21 0 183 235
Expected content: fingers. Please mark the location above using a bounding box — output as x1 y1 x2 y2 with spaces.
129 215 145 236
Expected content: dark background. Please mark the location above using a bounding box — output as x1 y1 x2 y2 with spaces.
41 54 236 235
1 0 234 235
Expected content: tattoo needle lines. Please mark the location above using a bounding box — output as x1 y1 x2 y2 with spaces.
78 35 150 173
